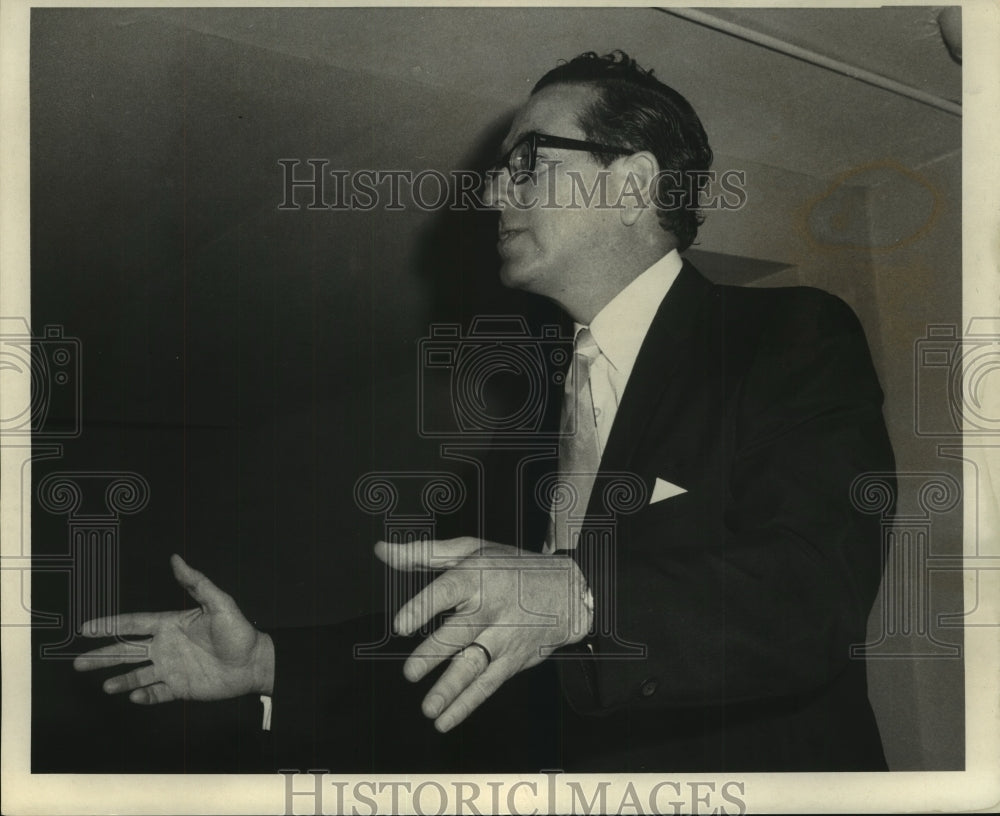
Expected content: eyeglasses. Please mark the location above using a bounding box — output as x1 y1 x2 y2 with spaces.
489 131 632 185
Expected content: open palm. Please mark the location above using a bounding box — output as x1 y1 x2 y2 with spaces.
74 555 273 704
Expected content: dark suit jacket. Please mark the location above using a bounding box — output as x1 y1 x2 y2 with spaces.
554 261 894 771
266 262 895 773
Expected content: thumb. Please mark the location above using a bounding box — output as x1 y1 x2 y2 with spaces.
170 554 233 614
373 537 480 572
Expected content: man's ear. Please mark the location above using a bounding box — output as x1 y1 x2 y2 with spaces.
615 151 658 227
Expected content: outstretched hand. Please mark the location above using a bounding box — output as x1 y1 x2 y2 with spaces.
374 537 592 733
73 554 274 704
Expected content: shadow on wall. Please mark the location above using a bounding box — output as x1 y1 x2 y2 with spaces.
406 111 570 544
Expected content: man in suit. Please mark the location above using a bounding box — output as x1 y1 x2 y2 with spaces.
74 51 894 772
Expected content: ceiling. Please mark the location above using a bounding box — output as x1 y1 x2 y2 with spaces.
697 6 960 104
138 5 961 180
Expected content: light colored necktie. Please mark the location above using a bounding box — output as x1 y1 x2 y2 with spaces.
546 327 602 552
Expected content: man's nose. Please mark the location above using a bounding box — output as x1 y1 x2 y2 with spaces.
481 169 510 210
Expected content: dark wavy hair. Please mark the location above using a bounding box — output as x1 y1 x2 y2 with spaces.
532 51 713 252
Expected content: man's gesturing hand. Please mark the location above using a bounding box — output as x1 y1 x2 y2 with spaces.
374 537 593 733
73 554 275 703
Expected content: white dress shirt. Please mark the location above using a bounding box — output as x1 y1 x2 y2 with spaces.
578 249 683 455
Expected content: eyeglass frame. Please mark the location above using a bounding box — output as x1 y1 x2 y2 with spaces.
489 131 633 185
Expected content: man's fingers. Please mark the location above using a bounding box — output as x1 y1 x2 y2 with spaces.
102 664 158 695
73 641 151 672
402 622 479 683
373 537 482 572
79 613 163 638
129 683 177 705
419 641 493 719
169 553 234 615
394 569 482 636
433 658 508 733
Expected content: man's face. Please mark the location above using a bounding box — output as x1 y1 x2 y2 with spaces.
487 83 616 301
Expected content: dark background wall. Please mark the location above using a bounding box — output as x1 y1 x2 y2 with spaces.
23 7 965 772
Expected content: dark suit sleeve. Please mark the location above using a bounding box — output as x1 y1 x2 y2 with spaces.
577 290 895 712
262 616 568 772
261 617 441 770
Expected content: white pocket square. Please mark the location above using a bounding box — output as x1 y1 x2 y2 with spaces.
650 477 687 504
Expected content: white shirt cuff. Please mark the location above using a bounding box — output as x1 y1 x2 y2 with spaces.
260 694 272 731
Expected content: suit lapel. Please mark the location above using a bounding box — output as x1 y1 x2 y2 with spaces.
594 261 715 486
561 262 715 699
